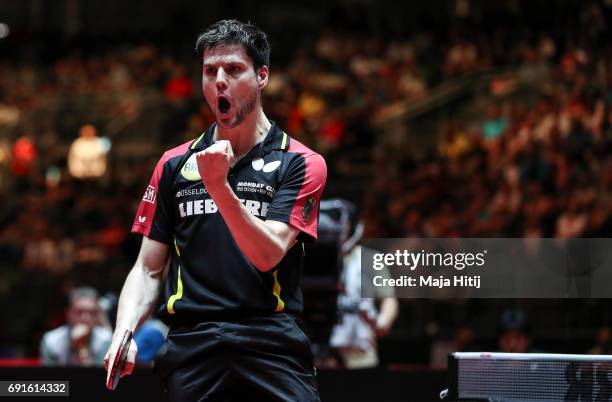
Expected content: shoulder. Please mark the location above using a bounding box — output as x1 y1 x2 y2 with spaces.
149 140 196 184
42 325 69 341
159 140 193 167
41 326 69 348
285 137 327 175
287 137 324 160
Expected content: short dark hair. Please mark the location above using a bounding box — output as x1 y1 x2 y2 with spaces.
195 19 270 70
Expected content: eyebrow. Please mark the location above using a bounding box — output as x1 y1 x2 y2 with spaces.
202 60 248 68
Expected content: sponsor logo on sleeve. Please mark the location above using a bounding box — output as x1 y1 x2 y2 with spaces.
302 196 316 224
142 185 157 204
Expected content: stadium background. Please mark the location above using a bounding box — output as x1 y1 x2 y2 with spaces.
0 0 611 400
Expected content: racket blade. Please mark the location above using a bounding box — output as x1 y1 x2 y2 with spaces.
106 329 133 390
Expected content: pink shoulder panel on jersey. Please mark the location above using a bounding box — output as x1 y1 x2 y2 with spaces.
287 139 328 240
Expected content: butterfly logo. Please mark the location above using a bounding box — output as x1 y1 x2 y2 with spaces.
252 158 281 173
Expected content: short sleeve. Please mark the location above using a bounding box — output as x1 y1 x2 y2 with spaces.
265 153 327 241
131 153 174 244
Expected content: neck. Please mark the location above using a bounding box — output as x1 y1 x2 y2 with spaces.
214 107 271 159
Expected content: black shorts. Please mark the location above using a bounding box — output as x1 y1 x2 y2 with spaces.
154 313 320 402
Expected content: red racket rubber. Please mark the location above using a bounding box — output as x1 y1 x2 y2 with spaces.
106 329 133 390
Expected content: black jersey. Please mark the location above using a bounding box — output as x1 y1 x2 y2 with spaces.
132 122 327 325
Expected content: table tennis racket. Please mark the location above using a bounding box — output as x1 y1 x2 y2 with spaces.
106 329 133 390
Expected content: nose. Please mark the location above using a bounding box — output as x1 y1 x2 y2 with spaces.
216 68 228 91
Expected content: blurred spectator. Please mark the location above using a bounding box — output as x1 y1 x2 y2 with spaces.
40 287 112 366
497 309 534 354
430 324 476 369
438 121 470 160
555 197 588 238
589 328 612 355
444 38 479 77
326 200 399 369
164 65 193 102
11 136 36 177
67 124 110 179
482 104 508 140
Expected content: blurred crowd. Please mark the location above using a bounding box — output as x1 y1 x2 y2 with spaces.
363 35 612 239
0 0 611 364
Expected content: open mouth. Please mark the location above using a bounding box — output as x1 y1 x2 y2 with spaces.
218 97 231 114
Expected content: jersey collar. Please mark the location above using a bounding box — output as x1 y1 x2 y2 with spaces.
189 124 214 151
190 121 290 154
262 122 290 152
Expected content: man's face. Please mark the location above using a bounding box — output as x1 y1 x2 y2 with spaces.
498 330 529 353
67 297 99 328
201 44 267 128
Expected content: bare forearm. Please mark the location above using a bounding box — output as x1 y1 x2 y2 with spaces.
379 298 398 321
115 262 163 332
210 182 288 271
376 297 399 335
105 238 168 379
196 140 298 271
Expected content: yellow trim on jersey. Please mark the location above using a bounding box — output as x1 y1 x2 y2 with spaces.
289 240 304 254
174 237 181 256
167 236 183 315
280 132 288 150
167 266 183 315
272 271 285 313
190 132 206 150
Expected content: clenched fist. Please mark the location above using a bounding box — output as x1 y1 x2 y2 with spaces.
196 140 234 192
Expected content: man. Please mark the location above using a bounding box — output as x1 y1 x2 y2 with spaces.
67 124 109 180
321 200 398 368
41 287 112 366
329 244 398 368
497 309 534 353
105 20 327 402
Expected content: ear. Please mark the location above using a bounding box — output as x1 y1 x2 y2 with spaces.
256 65 269 90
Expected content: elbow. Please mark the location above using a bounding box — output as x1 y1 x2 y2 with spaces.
251 255 283 272
250 246 286 273
247 224 298 272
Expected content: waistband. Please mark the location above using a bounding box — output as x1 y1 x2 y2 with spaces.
162 311 301 331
